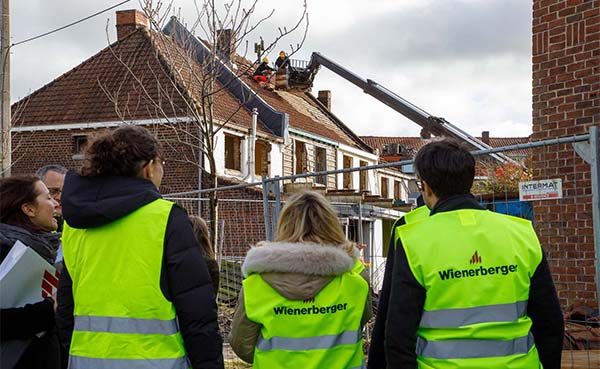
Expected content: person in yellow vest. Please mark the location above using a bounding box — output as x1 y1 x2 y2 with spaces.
55 125 223 369
384 139 563 369
367 195 429 369
230 191 371 369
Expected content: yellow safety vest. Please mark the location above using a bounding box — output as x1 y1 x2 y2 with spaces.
391 205 430 232
243 271 368 369
397 209 543 369
62 199 188 369
403 205 430 224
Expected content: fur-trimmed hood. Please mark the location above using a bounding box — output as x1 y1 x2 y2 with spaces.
241 242 360 300
242 242 359 277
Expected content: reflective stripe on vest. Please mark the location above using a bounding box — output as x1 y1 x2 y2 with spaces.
420 300 528 328
69 355 188 369
416 332 535 359
74 315 179 335
256 329 361 351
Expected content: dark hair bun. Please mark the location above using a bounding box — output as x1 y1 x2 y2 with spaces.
81 125 162 177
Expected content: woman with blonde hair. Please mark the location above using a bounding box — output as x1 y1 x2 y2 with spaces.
230 191 371 369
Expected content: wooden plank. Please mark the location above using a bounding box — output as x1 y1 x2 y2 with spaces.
561 350 600 369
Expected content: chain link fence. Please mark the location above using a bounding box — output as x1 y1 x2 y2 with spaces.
166 129 599 368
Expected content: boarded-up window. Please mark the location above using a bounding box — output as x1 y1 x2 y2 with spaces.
315 147 327 185
255 141 270 176
394 180 401 200
295 140 308 174
359 160 368 192
381 177 389 198
225 134 241 171
343 155 353 189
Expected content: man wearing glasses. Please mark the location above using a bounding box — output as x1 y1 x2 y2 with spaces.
382 139 563 369
36 164 67 232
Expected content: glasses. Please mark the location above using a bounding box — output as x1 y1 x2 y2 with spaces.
415 179 424 192
48 187 62 196
145 158 166 167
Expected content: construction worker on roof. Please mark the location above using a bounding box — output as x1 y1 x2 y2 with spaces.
253 57 274 88
275 51 290 69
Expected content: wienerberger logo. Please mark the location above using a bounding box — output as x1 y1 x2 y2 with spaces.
438 250 518 281
470 250 482 264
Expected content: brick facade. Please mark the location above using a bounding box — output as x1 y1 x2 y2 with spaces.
532 0 600 307
12 124 266 258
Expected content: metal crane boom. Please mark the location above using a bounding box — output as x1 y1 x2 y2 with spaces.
301 52 512 163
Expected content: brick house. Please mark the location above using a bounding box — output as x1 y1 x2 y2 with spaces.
10 9 406 280
532 0 599 308
361 134 532 194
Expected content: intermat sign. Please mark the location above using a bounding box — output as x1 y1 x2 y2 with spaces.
518 179 563 201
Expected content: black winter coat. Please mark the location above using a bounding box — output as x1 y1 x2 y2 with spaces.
253 62 273 76
204 257 220 295
56 172 223 369
0 223 61 369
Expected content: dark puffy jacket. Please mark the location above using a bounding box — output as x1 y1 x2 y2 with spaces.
0 223 61 369
56 171 223 369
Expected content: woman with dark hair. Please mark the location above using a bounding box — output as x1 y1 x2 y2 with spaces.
0 175 61 369
56 125 223 369
189 215 220 295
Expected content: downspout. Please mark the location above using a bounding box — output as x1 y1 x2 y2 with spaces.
244 108 258 182
198 124 204 215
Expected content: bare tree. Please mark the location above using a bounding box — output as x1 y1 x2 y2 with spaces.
2 98 31 176
101 0 308 249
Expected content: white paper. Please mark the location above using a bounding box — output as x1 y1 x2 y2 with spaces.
0 241 59 308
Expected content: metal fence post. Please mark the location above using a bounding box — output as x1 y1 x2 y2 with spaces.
262 175 272 241
589 126 600 310
273 175 282 235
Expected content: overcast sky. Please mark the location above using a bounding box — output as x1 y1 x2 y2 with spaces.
9 0 533 138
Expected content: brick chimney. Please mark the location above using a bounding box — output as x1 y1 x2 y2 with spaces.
216 29 235 60
481 130 490 144
317 90 332 110
116 10 148 41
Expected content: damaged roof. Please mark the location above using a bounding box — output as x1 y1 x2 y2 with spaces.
11 28 267 135
12 12 376 154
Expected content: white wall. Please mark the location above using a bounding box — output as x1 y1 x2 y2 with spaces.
212 130 226 176
370 218 386 293
271 142 284 178
336 143 379 191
